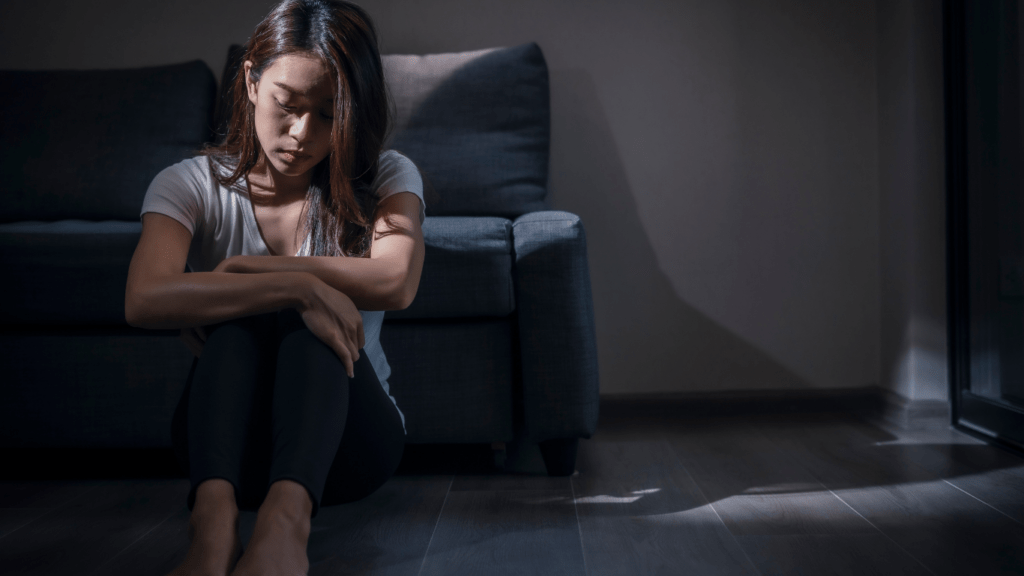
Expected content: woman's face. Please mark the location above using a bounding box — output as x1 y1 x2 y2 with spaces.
244 52 335 180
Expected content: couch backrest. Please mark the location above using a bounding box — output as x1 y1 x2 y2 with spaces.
0 61 216 223
384 43 551 217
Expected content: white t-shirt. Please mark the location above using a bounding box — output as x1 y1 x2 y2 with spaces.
140 150 424 434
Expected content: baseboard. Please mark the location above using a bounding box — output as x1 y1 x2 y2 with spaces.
599 387 949 429
871 389 950 430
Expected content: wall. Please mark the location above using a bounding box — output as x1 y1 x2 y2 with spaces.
1 0 886 396
877 0 948 402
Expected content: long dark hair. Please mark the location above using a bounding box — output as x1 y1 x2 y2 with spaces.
204 0 391 257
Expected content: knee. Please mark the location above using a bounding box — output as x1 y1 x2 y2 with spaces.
277 327 331 362
276 307 305 332
278 328 370 371
206 313 273 343
203 322 256 354
199 314 276 362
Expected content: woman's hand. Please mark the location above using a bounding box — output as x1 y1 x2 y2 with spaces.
213 256 242 274
298 277 365 378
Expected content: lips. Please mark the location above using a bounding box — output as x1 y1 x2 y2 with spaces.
279 150 310 162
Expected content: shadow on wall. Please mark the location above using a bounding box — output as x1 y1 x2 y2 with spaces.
548 68 813 394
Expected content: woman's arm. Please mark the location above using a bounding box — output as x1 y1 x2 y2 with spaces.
125 212 313 329
215 191 425 312
125 212 366 376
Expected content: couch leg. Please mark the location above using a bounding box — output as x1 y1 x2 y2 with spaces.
539 438 578 476
492 442 507 471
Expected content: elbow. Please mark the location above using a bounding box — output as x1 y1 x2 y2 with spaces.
124 292 144 328
389 276 419 311
124 286 155 328
396 289 417 311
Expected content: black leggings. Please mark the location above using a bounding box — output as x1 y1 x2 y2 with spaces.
170 308 406 518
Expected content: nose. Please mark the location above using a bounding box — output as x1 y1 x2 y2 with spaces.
289 112 313 142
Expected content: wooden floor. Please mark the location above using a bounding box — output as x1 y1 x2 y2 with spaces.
2 405 1024 575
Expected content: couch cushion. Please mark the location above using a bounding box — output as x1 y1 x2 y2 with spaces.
381 318 515 443
0 220 142 326
388 216 515 319
384 43 550 218
0 330 193 448
0 216 514 326
0 61 216 222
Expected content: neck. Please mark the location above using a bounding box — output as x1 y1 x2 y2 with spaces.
247 154 311 206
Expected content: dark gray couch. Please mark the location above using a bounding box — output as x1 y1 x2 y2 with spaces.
0 43 599 476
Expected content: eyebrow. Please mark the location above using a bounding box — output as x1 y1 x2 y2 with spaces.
273 81 334 103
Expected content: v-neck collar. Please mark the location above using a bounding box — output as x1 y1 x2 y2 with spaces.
239 176 311 257
240 176 272 256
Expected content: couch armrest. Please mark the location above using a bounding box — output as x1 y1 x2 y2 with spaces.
512 211 600 441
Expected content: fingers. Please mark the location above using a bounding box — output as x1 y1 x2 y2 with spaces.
344 332 359 377
351 326 361 362
334 329 361 379
342 353 354 379
334 337 355 379
340 316 362 364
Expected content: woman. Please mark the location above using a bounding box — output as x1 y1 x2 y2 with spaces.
124 1 424 574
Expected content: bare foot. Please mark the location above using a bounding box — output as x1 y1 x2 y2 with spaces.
168 480 242 576
230 480 312 576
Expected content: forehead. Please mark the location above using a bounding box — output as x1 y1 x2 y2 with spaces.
261 53 334 99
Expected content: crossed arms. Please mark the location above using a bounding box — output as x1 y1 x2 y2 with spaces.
124 191 424 376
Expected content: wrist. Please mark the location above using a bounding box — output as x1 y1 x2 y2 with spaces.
227 255 248 273
289 271 320 312
214 255 243 274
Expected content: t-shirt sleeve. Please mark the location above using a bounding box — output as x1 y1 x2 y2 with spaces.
139 159 204 236
374 151 426 224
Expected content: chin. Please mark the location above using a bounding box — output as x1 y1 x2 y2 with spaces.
271 159 311 177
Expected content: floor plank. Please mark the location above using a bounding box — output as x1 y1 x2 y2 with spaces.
735 534 932 576
943 467 1024 525
0 480 104 541
666 418 876 536
418 488 585 576
0 480 102 509
827 480 1024 576
450 440 569 492
90 504 191 576
754 413 1024 575
0 479 184 576
0 508 50 543
572 439 759 576
861 417 1024 524
306 475 453 576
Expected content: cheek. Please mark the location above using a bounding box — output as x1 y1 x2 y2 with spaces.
253 105 285 143
314 126 333 155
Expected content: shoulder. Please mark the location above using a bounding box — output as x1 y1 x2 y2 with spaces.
376 150 419 182
373 150 426 224
151 155 218 191
374 151 422 192
142 156 219 235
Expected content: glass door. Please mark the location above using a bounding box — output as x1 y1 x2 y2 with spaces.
948 0 1024 452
